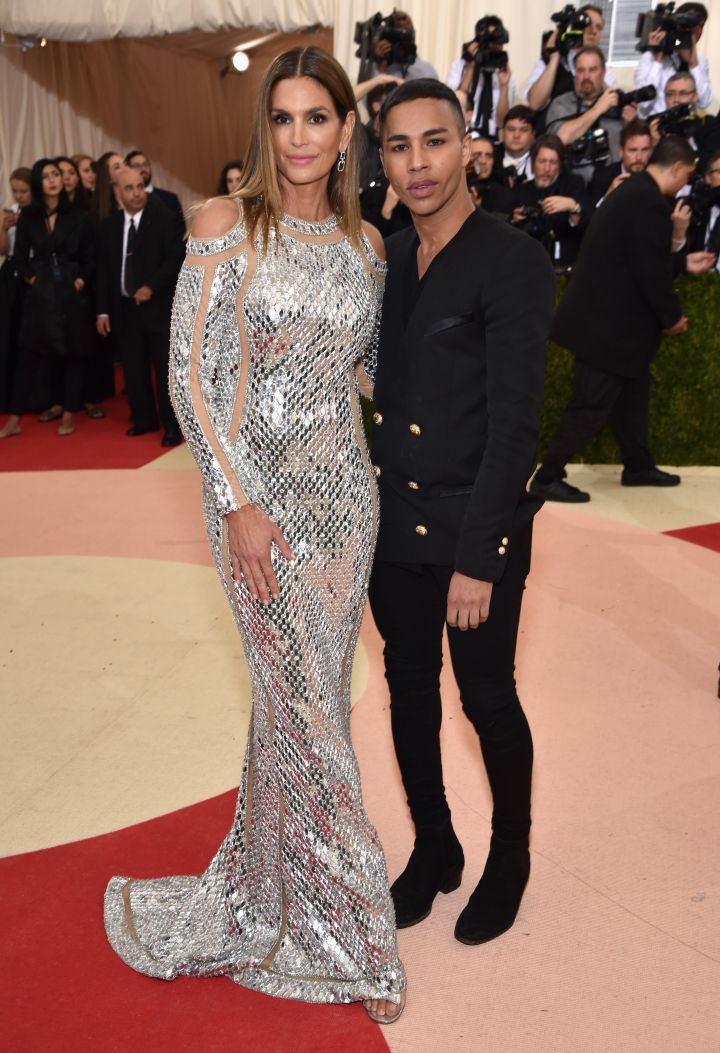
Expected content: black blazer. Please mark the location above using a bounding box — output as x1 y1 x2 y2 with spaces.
151 186 186 238
587 160 622 204
551 171 683 378
373 210 556 583
95 193 184 328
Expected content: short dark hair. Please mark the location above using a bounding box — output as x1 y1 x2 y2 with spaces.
676 3 708 24
575 44 606 69
124 149 146 165
530 133 566 167
379 78 467 138
367 80 397 115
649 134 696 168
503 105 537 131
10 167 32 185
579 4 604 20
620 118 651 147
705 148 720 170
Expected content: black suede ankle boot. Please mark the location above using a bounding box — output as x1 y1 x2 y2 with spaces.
391 825 465 928
453 834 530 945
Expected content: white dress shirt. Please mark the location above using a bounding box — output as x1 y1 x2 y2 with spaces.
446 59 517 138
524 51 617 106
121 207 143 297
501 149 531 181
705 204 720 273
634 51 712 116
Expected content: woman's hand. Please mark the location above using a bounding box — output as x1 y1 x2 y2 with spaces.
226 504 294 604
74 277 85 291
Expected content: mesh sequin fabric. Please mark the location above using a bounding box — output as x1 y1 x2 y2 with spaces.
103 208 405 1006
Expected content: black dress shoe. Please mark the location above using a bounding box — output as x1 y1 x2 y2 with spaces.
161 431 182 447
529 477 590 503
621 467 681 487
126 426 159 437
391 825 465 928
454 835 530 946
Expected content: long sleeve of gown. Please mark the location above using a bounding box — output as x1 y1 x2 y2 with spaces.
355 241 387 400
169 223 255 516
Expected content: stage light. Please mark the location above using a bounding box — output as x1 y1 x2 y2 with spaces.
231 50 250 72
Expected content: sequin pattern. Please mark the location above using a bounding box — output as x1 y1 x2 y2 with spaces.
104 210 405 1006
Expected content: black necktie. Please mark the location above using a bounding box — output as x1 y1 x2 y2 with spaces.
123 218 137 296
707 212 720 256
477 72 494 136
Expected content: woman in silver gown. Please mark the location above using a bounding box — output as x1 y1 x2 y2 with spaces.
104 48 406 1021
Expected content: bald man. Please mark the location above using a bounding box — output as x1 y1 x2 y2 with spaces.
96 166 185 445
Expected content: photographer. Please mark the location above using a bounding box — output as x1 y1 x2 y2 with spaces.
496 105 537 186
358 10 438 83
467 134 515 217
356 77 413 237
512 134 590 268
526 5 617 118
588 118 653 204
648 72 715 158
547 46 636 184
634 2 712 118
446 16 516 138
530 135 716 504
685 148 720 270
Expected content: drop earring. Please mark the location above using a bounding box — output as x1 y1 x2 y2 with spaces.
337 149 347 173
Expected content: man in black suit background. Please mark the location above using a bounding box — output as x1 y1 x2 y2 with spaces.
125 150 185 238
588 118 652 205
368 79 555 946
530 135 716 503
96 165 185 445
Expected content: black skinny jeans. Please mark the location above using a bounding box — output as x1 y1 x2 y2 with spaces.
368 521 534 843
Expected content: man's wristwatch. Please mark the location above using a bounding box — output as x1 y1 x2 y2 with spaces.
571 202 581 214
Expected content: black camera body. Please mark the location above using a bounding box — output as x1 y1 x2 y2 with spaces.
654 102 696 136
568 125 611 168
354 12 418 82
635 2 702 56
513 198 556 255
548 4 592 57
686 176 720 242
605 84 658 118
461 17 510 73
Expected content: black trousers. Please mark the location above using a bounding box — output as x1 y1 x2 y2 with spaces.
368 521 534 842
118 299 177 433
536 360 654 484
9 348 85 415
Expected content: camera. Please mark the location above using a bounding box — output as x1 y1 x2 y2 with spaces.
355 12 417 82
635 2 702 56
568 125 610 167
604 84 657 118
513 200 556 255
545 5 592 57
654 102 695 136
461 16 510 73
685 176 720 242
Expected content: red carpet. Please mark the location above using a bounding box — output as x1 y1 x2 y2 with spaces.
664 521 720 554
0 380 175 473
0 791 391 1053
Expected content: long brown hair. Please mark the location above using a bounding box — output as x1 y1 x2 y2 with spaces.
232 47 364 250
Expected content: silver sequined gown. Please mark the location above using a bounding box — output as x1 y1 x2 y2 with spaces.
104 208 405 1006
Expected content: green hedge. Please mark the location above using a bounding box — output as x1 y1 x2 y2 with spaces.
363 272 720 465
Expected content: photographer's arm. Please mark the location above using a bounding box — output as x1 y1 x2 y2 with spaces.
527 44 560 112
687 55 713 112
634 45 665 116
496 68 513 128
353 74 402 102
550 90 617 145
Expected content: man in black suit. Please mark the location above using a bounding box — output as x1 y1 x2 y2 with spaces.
513 133 590 268
687 148 720 264
530 136 716 503
125 150 185 238
588 118 652 204
369 79 555 946
96 165 185 445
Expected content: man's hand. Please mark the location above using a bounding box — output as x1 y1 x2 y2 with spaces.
649 117 661 145
647 28 666 58
226 503 294 604
663 315 688 335
447 572 493 630
542 195 577 214
671 199 692 242
607 172 630 196
2 211 18 232
621 101 638 124
593 88 620 116
685 251 717 274
96 315 111 336
133 285 153 304
381 184 400 220
498 65 512 88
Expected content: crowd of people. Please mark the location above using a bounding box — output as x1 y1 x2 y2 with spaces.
1 3 719 447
